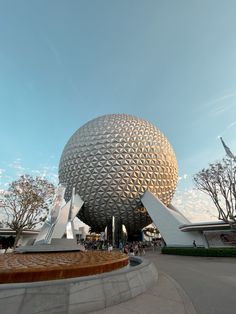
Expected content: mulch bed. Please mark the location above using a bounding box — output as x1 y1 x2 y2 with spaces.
0 251 128 283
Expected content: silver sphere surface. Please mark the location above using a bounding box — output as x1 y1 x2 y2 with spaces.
59 114 178 233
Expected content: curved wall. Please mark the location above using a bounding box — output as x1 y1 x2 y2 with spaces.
0 257 158 314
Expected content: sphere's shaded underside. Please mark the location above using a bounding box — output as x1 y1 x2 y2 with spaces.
59 114 178 233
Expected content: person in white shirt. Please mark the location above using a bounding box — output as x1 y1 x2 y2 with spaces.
108 244 113 252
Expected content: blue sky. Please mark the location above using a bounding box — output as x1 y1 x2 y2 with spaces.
1 1 236 221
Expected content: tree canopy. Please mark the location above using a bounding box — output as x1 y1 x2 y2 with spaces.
0 175 55 248
194 157 236 227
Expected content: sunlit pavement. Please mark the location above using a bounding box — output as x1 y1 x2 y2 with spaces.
148 251 236 314
94 250 236 314
93 250 196 314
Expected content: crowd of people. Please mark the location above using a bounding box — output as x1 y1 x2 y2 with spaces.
79 238 163 256
121 239 163 255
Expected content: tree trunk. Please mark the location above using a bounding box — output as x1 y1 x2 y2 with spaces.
13 230 22 251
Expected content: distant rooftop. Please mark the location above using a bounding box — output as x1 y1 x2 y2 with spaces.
179 221 231 232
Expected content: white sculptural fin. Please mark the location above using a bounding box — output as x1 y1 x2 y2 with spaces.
35 184 66 244
141 190 206 247
34 185 84 245
49 185 66 223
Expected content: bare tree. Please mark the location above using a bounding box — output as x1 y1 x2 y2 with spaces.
0 175 55 249
194 157 236 227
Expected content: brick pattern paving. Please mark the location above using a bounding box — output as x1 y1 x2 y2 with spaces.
0 251 128 283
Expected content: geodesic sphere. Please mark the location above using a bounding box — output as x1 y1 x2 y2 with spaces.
59 114 178 233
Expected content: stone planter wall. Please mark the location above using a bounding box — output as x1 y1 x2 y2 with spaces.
0 257 158 314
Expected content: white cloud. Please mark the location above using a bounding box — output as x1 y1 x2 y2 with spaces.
205 92 236 110
197 92 236 119
217 120 236 138
0 159 58 190
31 165 58 185
178 174 188 182
0 169 5 178
213 103 235 115
172 188 219 222
8 159 26 177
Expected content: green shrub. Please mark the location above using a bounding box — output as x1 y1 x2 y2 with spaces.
161 247 236 257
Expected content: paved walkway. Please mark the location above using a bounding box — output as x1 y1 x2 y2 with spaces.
93 254 196 314
151 252 236 314
93 251 236 314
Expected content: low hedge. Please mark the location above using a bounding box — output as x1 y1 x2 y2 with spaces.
161 247 236 257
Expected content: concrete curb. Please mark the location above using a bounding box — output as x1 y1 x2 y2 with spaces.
0 257 158 314
92 270 197 314
158 272 197 314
